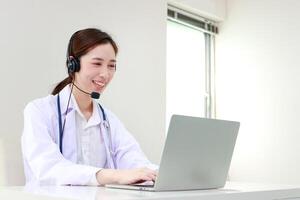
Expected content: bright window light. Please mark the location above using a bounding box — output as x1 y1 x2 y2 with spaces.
166 20 207 127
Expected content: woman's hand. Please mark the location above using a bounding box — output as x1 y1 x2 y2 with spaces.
96 168 157 185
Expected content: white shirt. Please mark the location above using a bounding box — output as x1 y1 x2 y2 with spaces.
71 95 106 185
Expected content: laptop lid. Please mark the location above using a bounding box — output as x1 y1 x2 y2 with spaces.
153 115 240 191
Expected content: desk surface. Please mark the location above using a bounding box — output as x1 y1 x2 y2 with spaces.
1 182 300 200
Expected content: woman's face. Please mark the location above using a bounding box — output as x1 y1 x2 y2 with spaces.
75 43 116 94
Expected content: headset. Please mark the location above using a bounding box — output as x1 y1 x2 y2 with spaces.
66 31 100 99
66 31 80 74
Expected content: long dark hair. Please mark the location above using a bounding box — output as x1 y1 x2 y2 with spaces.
52 28 118 95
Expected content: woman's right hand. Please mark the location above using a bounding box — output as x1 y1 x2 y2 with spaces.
96 168 157 185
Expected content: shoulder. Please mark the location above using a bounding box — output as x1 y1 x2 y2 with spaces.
24 95 56 118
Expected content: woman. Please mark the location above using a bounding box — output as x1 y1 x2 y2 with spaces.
22 28 157 186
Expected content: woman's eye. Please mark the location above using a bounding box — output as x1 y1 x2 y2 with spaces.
109 65 116 68
93 63 102 66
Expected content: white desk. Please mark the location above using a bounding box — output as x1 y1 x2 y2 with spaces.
1 182 300 200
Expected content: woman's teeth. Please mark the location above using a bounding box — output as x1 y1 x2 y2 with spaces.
93 80 105 87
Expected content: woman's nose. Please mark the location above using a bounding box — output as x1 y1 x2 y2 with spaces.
99 66 111 79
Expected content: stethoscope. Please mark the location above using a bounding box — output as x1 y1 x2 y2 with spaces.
56 93 117 169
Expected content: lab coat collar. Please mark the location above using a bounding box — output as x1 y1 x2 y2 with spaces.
86 100 102 127
57 84 76 116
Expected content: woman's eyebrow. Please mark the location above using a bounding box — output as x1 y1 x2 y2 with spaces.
92 57 116 62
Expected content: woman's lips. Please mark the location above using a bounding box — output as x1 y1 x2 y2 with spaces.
92 80 105 90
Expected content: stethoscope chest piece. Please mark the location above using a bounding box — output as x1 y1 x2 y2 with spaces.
102 120 109 129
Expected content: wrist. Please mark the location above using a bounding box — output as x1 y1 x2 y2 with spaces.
108 169 119 184
96 169 119 185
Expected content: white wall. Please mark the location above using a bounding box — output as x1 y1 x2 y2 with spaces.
168 0 226 21
6 0 300 187
216 0 300 184
0 0 166 185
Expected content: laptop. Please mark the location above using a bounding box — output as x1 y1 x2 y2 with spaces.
106 114 240 191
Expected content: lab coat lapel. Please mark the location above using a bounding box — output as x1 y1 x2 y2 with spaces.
58 85 78 163
96 105 115 169
102 125 115 169
62 110 77 163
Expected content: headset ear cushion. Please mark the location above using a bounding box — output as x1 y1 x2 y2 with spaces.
67 57 80 74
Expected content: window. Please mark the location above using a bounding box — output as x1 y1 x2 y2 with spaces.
166 5 217 127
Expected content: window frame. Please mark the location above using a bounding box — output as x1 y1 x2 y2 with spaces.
167 5 217 118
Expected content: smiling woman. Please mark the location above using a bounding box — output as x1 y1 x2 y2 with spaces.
21 28 157 186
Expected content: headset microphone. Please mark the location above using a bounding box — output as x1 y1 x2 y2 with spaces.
91 92 100 99
73 83 100 99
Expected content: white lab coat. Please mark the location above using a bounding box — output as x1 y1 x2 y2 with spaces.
21 85 157 186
